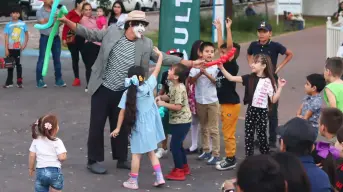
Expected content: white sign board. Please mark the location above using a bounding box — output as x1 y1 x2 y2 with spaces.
275 0 303 15
212 0 225 43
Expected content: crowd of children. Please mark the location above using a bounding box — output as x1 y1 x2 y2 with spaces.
8 0 343 191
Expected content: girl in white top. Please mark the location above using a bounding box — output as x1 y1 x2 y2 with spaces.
218 53 286 157
29 114 67 192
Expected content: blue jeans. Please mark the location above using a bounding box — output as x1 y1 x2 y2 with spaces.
170 123 191 169
35 167 64 192
36 35 62 83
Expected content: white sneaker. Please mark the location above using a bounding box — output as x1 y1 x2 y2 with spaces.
155 148 168 159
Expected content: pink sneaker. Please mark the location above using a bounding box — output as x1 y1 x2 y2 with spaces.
153 178 165 187
123 178 139 190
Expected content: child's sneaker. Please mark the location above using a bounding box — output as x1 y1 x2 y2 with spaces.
182 164 191 175
197 152 211 160
37 80 47 88
156 148 168 159
72 78 81 86
17 78 23 88
3 84 13 88
165 168 186 181
216 157 237 171
207 156 221 165
55 79 66 87
153 177 165 187
123 178 139 190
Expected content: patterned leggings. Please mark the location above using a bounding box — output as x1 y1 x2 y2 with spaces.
245 105 270 157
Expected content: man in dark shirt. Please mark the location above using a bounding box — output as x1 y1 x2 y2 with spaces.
247 21 293 148
278 118 332 192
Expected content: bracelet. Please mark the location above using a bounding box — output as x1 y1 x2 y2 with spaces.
29 168 35 171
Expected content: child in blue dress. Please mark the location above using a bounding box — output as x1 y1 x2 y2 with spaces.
110 47 165 190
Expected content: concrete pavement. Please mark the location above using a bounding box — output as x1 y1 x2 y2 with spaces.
0 25 327 191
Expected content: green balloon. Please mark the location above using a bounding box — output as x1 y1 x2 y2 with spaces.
42 5 68 77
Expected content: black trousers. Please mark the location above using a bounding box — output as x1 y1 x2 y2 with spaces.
245 106 269 157
268 102 278 144
87 86 128 162
6 49 22 85
67 35 84 79
81 42 100 85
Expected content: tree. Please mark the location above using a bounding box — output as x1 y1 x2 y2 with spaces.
225 0 233 19
264 0 269 20
97 0 111 8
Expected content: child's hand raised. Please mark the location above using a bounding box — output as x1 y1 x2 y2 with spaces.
153 46 163 57
278 78 287 87
212 18 222 29
225 17 232 28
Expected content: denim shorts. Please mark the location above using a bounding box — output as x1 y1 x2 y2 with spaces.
35 167 64 192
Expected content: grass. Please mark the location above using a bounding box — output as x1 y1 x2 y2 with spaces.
145 15 327 46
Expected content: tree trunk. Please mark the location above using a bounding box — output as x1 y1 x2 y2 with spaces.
264 0 269 20
225 0 233 19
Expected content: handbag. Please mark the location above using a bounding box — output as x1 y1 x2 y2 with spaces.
0 57 16 69
66 30 76 44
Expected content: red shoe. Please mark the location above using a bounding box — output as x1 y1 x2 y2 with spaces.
17 78 23 88
72 78 81 86
183 164 191 175
165 168 186 181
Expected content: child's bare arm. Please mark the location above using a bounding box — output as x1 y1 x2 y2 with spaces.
213 19 224 49
203 70 216 84
57 152 67 162
218 65 243 83
22 31 29 50
28 152 36 176
296 104 303 117
4 34 9 56
151 47 163 78
225 18 233 50
275 49 293 74
302 111 313 120
325 88 337 108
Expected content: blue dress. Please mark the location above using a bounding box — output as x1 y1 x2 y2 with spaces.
118 76 166 154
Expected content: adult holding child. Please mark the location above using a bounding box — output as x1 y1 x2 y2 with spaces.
59 10 203 174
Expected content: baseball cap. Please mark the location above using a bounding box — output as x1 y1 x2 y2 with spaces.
277 117 317 147
166 49 184 58
257 21 272 31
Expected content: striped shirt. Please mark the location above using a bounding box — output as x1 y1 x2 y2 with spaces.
102 36 135 91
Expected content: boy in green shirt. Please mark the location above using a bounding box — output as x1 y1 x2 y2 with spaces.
324 57 343 111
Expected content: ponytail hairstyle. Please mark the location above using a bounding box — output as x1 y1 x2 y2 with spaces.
123 66 145 135
31 114 59 141
252 53 277 110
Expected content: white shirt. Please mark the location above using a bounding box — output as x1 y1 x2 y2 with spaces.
29 137 67 168
189 66 219 104
251 78 274 108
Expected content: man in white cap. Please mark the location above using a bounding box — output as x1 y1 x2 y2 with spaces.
59 10 203 174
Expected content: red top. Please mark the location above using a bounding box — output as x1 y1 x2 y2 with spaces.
62 9 82 42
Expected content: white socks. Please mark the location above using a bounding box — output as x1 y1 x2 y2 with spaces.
190 115 199 152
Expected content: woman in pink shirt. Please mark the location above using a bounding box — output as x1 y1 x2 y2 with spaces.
79 2 101 92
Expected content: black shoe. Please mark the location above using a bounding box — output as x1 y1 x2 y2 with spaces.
117 161 131 170
186 148 199 155
215 157 237 171
87 162 107 174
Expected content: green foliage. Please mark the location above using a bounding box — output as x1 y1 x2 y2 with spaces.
231 14 267 32
97 0 111 8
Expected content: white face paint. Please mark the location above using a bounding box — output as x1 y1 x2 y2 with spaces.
133 23 146 39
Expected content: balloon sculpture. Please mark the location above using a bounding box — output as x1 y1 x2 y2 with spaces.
34 0 68 77
204 47 237 67
159 106 167 118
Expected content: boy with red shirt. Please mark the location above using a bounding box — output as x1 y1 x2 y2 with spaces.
61 0 85 86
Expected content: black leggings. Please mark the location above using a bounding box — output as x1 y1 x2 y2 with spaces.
245 105 269 157
81 42 100 86
67 35 84 79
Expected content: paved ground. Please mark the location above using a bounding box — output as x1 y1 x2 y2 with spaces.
0 24 326 191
